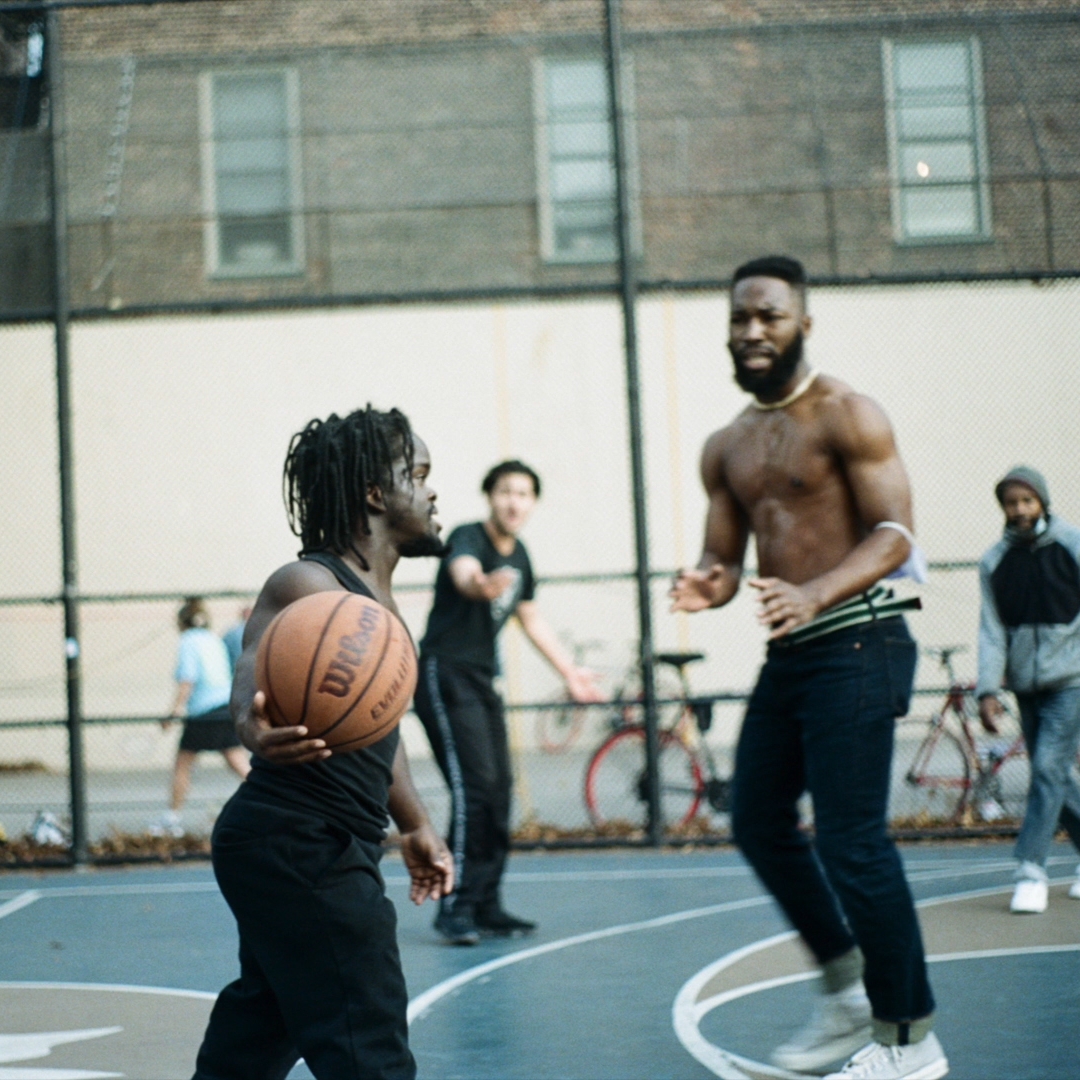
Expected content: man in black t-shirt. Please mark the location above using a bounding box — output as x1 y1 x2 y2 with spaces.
415 460 602 944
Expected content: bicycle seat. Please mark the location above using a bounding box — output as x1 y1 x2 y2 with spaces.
924 645 968 660
654 652 705 669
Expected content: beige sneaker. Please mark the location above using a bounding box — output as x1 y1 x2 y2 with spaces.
824 1033 949 1079
771 982 872 1073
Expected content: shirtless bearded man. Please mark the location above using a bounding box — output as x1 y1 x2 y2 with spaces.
671 257 947 1080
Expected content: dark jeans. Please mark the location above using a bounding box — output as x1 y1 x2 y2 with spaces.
193 798 414 1080
413 655 511 916
731 617 934 1025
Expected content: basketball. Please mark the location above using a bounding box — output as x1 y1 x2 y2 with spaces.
255 590 417 752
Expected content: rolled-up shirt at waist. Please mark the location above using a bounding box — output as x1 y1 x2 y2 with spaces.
780 584 921 646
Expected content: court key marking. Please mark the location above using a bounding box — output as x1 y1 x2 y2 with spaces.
673 878 1080 1080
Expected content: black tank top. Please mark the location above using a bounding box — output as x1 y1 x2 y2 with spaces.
238 551 401 843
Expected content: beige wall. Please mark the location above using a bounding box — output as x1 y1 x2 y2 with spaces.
2 279 1078 764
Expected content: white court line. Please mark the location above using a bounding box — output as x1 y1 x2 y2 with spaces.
1 852 1046 902
0 882 218 901
673 877 1080 1080
407 859 1058 1025
3 850 1072 902
673 945 1080 1080
0 981 217 999
406 855 1056 1026
0 891 40 920
406 894 774 1024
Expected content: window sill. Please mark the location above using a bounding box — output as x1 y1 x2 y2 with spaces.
206 263 306 281
892 234 993 248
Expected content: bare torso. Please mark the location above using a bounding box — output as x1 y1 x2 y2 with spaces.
715 374 865 584
674 372 914 635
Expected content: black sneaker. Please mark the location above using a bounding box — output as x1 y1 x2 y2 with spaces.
434 910 480 946
474 909 537 937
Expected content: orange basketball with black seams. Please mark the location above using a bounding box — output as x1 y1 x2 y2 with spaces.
255 590 417 752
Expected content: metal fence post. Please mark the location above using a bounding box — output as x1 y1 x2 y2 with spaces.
603 0 661 845
47 7 88 865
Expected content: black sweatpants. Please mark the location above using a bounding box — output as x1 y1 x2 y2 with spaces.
413 655 511 917
193 798 414 1080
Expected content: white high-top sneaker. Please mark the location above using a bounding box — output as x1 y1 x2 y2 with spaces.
1068 863 1080 900
771 981 872 1073
1010 878 1048 913
824 1032 949 1079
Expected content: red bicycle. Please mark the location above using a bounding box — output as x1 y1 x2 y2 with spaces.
583 652 731 831
900 645 1029 824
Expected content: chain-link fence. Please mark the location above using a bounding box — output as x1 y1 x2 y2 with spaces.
3 0 1080 862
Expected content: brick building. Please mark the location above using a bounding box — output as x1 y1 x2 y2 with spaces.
2 0 1079 317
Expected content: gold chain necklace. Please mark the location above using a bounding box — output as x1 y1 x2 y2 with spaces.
750 368 818 411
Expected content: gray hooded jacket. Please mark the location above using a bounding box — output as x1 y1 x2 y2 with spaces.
977 513 1080 699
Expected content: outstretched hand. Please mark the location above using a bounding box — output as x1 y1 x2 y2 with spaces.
565 667 605 704
477 567 519 601
237 691 332 765
669 565 727 612
749 577 822 640
400 822 455 905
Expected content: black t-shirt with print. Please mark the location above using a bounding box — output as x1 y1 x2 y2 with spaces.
420 522 535 674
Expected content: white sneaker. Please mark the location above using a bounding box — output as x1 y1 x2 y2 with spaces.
1068 864 1080 900
147 810 184 839
1010 878 1048 913
824 1033 949 1079
771 982 872 1073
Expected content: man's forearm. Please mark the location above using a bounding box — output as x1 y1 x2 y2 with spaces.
801 530 909 613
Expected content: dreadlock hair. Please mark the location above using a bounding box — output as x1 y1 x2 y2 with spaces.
283 406 415 565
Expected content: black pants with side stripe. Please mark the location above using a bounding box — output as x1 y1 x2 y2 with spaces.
413 655 512 917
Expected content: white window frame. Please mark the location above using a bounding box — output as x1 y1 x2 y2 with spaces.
883 37 992 245
199 67 305 278
533 55 641 264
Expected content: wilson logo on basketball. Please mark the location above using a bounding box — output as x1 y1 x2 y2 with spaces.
317 605 383 698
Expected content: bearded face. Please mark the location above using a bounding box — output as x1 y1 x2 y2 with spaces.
730 328 804 397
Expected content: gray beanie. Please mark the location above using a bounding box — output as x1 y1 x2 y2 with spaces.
995 464 1050 510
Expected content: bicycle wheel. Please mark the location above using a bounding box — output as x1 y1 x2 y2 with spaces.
971 699 1029 821
584 726 704 830
898 715 971 824
536 698 586 754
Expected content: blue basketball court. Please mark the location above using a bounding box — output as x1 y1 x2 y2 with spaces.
1 841 1077 1079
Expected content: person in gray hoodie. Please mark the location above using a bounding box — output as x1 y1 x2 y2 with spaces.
977 465 1080 913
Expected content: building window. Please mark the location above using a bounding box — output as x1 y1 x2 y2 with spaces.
201 69 303 277
533 57 638 264
0 19 44 129
883 38 991 243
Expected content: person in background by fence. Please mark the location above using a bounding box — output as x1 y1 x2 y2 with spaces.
150 597 250 838
671 256 945 1080
413 459 603 945
222 604 252 673
977 465 1080 914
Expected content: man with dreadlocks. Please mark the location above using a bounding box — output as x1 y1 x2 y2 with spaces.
193 405 453 1080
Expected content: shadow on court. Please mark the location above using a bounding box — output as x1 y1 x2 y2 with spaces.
0 840 1077 1079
